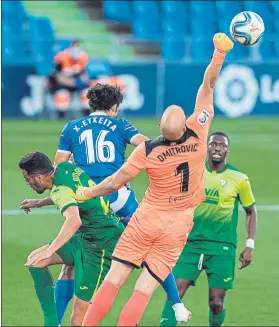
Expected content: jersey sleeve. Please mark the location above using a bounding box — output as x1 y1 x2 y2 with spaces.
122 142 146 178
119 119 140 144
186 85 214 140
57 124 72 154
50 185 78 214
238 176 256 209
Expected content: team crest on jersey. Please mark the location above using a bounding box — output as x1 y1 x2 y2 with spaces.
197 110 210 125
221 180 227 187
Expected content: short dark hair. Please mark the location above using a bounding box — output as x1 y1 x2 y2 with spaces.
19 152 54 175
86 83 123 112
208 131 230 144
71 39 80 46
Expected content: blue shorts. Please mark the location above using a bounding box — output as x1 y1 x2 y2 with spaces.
92 177 138 219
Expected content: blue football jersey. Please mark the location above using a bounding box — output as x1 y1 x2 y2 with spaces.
57 112 140 179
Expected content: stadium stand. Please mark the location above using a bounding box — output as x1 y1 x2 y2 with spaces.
2 0 278 69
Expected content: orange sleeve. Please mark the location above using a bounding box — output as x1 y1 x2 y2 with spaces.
54 51 63 64
122 142 147 178
186 85 214 140
77 53 89 71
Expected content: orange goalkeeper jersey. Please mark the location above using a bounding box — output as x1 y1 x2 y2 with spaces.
123 87 214 210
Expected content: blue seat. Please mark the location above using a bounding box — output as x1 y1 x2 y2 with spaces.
162 20 187 36
3 1 27 25
28 17 55 75
191 39 214 61
216 1 243 16
274 39 279 58
133 19 161 41
190 20 216 36
57 39 72 52
217 18 232 35
133 1 159 21
229 43 249 60
103 1 132 22
161 36 186 61
274 19 279 33
161 1 187 21
257 39 275 59
271 0 279 13
189 1 216 17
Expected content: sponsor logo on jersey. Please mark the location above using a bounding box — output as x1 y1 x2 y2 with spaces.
80 286 89 290
197 110 210 125
224 277 232 282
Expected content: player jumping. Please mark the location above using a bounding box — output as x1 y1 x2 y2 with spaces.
160 131 258 327
19 152 124 326
76 33 234 326
21 84 189 323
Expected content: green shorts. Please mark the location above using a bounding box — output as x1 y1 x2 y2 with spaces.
173 246 236 290
56 234 113 301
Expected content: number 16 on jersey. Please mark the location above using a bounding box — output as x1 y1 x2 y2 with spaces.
79 130 115 163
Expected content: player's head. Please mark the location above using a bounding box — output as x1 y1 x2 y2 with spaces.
86 83 123 117
19 152 54 194
208 132 230 164
159 105 186 141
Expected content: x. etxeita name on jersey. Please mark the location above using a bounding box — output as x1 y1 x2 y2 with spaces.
72 117 117 133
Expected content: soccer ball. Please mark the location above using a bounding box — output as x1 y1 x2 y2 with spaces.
230 11 265 46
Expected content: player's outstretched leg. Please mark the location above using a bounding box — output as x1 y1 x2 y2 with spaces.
29 267 59 327
55 265 75 325
208 288 227 327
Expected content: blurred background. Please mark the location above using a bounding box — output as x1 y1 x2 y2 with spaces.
2 1 279 326
2 0 279 119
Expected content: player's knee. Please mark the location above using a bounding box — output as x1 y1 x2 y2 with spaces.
105 261 133 288
58 265 74 280
134 267 160 296
209 298 224 315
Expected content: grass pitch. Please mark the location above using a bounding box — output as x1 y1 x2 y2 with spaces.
2 118 279 326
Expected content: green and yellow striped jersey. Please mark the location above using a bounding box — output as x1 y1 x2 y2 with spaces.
187 162 255 256
50 162 124 248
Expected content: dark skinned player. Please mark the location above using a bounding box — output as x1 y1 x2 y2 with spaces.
160 132 258 327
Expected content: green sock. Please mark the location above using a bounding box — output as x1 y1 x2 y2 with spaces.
209 309 226 326
160 300 177 326
29 267 59 326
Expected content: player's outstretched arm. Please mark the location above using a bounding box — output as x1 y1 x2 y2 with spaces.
131 134 149 147
203 33 233 91
20 197 54 214
194 33 234 116
26 206 81 266
77 167 134 200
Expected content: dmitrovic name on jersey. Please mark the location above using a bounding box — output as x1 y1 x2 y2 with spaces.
58 113 140 179
187 163 255 256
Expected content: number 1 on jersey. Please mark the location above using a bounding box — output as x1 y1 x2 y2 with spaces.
79 130 115 163
175 162 189 192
